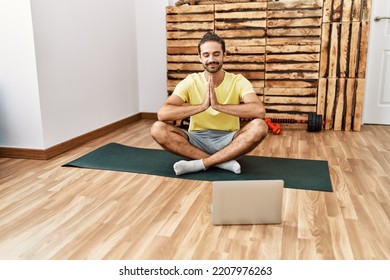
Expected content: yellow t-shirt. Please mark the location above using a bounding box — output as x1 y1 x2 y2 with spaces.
173 71 255 132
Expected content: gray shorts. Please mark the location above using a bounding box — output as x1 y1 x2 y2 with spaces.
183 129 238 155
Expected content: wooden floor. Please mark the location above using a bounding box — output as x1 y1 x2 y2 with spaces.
0 119 389 260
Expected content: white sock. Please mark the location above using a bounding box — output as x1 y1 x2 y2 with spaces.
216 160 241 174
173 159 205 175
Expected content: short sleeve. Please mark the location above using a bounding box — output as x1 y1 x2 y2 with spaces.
236 75 255 100
172 77 190 103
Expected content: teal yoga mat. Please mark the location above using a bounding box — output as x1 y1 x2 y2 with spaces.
63 143 332 192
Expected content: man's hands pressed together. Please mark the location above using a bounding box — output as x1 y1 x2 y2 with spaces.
202 75 220 112
209 76 220 109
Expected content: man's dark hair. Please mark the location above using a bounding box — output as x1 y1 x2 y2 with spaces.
198 32 226 54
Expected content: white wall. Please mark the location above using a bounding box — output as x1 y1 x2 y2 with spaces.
0 0 171 150
31 0 139 148
0 0 45 149
136 0 168 113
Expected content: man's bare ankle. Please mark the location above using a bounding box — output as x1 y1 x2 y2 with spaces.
201 158 212 170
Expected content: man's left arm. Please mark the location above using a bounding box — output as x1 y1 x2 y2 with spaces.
211 91 266 119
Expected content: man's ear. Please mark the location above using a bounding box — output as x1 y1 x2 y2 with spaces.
198 54 202 63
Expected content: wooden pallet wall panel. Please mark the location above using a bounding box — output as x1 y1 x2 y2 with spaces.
215 2 267 96
320 0 371 131
166 1 372 131
166 5 214 94
265 0 322 120
323 0 371 23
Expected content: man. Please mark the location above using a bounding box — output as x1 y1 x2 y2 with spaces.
151 32 267 175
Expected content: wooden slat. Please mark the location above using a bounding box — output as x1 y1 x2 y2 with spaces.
167 40 200 48
167 31 210 40
348 22 361 78
267 27 322 37
353 79 365 131
168 73 191 80
224 38 266 46
167 55 199 63
225 55 265 63
266 80 318 88
267 0 323 9
339 23 350 77
215 20 266 30
167 63 204 71
267 54 320 63
267 45 321 54
267 9 323 19
332 0 343 22
167 47 198 55
215 11 266 20
215 2 267 12
166 14 214 23
320 23 331 77
362 0 372 22
265 104 316 113
234 72 265 80
166 22 213 31
251 80 265 88
254 88 264 96
216 29 266 38
223 63 265 71
267 37 321 45
264 96 317 105
323 0 332 23
344 78 355 131
266 63 319 72
266 72 319 80
317 78 327 116
227 46 266 54
352 0 362 21
264 112 308 121
325 78 337 129
342 0 353 22
334 79 346 130
358 21 370 78
329 24 340 78
268 18 322 28
167 79 180 89
166 5 214 15
265 88 317 96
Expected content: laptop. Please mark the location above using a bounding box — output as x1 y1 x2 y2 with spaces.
211 180 284 225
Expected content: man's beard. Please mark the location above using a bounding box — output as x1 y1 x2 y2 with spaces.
203 61 223 73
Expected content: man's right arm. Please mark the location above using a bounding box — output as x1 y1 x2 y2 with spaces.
157 94 210 122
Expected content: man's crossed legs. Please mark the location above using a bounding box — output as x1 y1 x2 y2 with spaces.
150 119 268 175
